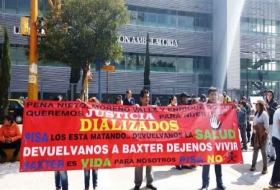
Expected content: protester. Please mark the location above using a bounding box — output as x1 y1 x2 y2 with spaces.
269 107 280 188
201 86 226 190
178 92 190 105
115 96 122 105
250 100 269 174
123 90 135 106
168 95 177 106
134 89 156 190
118 95 123 105
154 97 161 106
53 95 69 190
84 97 99 190
240 96 252 144
237 102 248 151
200 94 207 103
265 89 278 162
0 115 21 163
222 92 231 103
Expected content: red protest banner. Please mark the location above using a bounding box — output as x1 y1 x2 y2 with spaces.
20 101 243 172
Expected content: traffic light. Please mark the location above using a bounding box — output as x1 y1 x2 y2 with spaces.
20 16 29 36
36 17 47 36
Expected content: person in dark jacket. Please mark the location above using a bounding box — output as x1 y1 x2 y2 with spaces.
123 90 135 106
201 87 226 190
237 102 248 151
178 92 190 105
265 89 278 162
241 96 252 143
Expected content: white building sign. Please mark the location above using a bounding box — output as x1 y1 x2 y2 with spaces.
118 35 178 47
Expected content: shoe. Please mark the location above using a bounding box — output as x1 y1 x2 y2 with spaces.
175 165 182 170
93 187 97 190
182 165 194 169
269 180 280 188
11 156 17 163
0 156 7 164
262 167 268 174
217 184 226 190
201 186 208 190
146 184 157 190
241 147 248 151
269 157 276 162
250 165 255 171
134 186 140 190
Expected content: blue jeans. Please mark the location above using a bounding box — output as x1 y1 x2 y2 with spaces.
55 171 68 190
84 170 98 188
202 165 223 188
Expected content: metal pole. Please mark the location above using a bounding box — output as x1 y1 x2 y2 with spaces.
98 69 101 101
106 71 108 95
246 68 248 98
40 80 43 100
28 0 38 100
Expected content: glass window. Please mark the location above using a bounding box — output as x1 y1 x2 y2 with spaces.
0 0 2 12
256 19 263 34
146 8 157 26
157 9 168 28
137 7 146 25
186 13 195 31
18 0 30 15
241 18 249 33
168 10 176 28
126 53 137 70
249 18 257 34
177 58 193 73
5 0 17 13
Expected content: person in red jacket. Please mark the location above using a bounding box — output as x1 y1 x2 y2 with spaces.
0 115 21 163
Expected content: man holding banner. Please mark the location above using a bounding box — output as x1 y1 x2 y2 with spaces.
201 87 226 190
134 89 157 190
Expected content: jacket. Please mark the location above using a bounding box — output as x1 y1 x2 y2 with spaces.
253 123 268 148
237 108 247 125
266 98 278 125
0 122 22 143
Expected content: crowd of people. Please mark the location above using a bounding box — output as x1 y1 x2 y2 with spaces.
0 87 280 190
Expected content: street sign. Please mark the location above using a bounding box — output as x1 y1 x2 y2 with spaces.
20 17 29 36
102 65 115 72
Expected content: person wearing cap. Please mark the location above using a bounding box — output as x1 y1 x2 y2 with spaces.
115 96 122 105
178 92 190 105
265 89 278 162
250 99 269 174
0 115 21 163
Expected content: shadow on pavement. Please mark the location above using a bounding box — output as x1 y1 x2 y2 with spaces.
0 162 20 176
153 166 197 181
230 160 266 186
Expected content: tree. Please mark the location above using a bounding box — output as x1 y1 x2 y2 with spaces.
0 27 11 122
39 0 129 100
144 33 151 91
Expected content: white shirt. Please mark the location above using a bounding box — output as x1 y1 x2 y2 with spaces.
272 108 280 140
253 111 269 129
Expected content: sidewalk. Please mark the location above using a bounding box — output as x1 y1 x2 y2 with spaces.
0 147 275 190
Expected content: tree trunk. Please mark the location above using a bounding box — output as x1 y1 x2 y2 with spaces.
80 63 90 101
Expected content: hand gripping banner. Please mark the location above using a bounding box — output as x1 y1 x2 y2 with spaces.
20 101 243 172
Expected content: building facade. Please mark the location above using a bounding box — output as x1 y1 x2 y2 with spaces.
0 0 280 101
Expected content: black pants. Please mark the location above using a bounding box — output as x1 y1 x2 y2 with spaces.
0 138 21 157
246 120 251 142
271 137 280 183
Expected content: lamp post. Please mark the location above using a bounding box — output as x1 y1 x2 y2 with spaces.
246 67 252 98
28 0 38 100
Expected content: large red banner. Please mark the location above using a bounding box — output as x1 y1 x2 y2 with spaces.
20 101 243 172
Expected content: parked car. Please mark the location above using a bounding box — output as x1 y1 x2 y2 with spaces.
8 99 24 124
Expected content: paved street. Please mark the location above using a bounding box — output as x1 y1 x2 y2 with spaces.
0 125 276 190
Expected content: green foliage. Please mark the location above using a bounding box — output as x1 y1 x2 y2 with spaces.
38 0 129 99
144 33 150 91
0 27 11 122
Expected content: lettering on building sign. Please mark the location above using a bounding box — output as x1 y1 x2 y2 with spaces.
118 36 178 47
